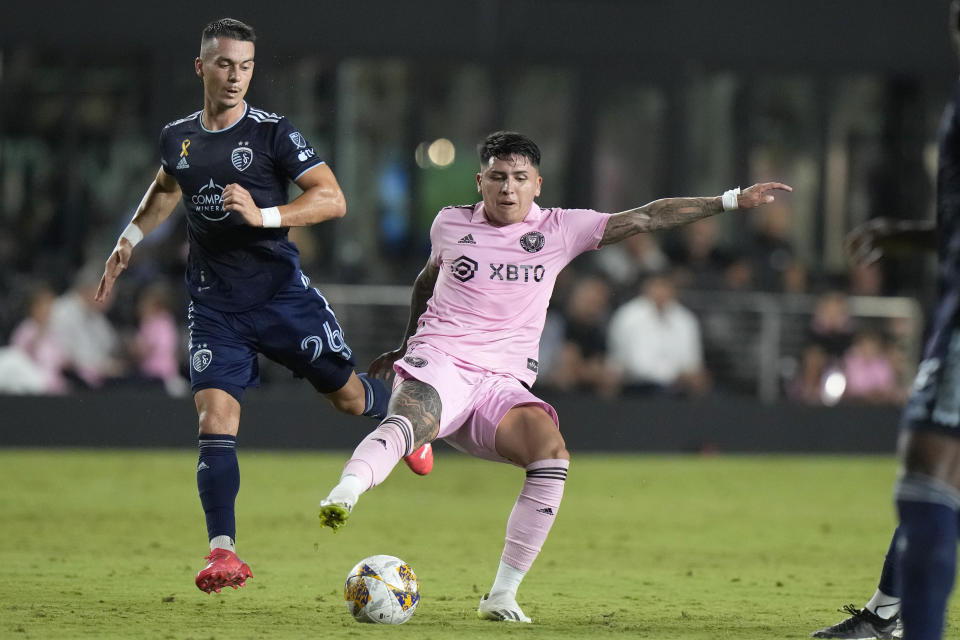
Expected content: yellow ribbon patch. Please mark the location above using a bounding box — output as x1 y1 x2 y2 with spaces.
180 139 190 158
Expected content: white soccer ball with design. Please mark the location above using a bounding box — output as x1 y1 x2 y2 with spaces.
344 554 420 624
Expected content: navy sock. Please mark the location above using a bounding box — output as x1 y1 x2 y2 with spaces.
357 373 390 420
896 498 958 639
876 525 902 598
197 434 239 542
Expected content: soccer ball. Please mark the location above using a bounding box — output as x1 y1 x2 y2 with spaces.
344 554 420 624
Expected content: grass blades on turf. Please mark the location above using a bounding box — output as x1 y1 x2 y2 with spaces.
0 450 955 639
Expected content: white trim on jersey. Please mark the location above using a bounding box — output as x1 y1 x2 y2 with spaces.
198 102 250 134
292 161 326 182
164 110 203 129
247 107 281 123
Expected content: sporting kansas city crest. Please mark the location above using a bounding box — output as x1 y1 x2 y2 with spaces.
192 348 213 372
230 146 253 171
520 231 545 253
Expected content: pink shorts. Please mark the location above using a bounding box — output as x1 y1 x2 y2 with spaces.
393 342 559 465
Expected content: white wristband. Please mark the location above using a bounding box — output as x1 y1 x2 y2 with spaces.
260 206 282 228
120 222 144 247
721 187 741 211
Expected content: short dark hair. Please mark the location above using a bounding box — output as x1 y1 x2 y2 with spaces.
202 18 256 45
478 131 541 167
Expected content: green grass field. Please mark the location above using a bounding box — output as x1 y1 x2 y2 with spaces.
1 450 957 639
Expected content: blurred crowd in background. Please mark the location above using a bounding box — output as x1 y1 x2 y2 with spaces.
0 43 945 406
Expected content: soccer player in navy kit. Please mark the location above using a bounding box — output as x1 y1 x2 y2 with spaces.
813 4 960 638
95 18 427 594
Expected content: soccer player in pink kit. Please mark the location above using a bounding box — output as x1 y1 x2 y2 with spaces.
319 131 791 622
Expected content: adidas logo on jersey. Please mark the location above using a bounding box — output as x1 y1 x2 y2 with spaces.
457 234 477 244
537 507 555 516
177 156 190 170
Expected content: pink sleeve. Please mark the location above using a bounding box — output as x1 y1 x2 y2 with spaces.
558 208 612 258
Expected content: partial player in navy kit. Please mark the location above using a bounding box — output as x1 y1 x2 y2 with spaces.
95 17 429 595
812 4 960 639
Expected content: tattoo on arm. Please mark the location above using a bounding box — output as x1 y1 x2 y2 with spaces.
400 262 440 346
600 196 723 246
388 380 442 445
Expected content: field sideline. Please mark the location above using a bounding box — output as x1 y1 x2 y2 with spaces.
1 450 956 639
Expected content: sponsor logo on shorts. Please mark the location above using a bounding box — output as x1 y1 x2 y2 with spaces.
404 355 428 368
527 358 539 373
230 143 253 171
192 348 213 372
450 255 478 282
520 231 545 253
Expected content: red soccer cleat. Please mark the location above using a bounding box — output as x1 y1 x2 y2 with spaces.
195 548 253 594
404 443 433 476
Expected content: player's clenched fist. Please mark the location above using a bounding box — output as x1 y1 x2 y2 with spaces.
221 183 262 226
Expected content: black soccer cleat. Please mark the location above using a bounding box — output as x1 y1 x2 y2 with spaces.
811 604 900 639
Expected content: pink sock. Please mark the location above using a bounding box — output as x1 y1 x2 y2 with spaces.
342 415 415 490
501 458 569 571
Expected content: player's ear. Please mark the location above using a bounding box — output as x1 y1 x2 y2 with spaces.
195 57 203 79
476 172 482 193
535 175 542 197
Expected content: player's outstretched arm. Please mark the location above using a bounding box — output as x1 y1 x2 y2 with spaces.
599 182 792 247
845 217 937 265
96 168 182 302
368 260 440 380
222 164 346 228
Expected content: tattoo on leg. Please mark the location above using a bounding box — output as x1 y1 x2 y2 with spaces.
388 380 441 445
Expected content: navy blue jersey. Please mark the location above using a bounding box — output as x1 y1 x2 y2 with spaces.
159 102 324 312
903 80 960 431
924 80 960 360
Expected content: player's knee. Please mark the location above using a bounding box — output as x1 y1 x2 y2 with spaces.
195 389 240 435
517 409 568 463
197 408 238 435
537 431 569 462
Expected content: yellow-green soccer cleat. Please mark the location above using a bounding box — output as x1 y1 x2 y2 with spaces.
318 500 351 531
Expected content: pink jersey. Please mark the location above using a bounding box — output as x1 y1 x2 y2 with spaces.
410 202 611 386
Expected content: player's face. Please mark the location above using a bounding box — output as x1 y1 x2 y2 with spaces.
476 155 542 226
195 38 255 112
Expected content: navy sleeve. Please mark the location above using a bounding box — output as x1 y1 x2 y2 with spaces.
271 118 325 182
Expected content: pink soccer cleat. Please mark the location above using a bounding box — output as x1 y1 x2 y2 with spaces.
404 443 433 476
195 548 253 594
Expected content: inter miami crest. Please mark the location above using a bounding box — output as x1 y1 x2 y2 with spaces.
520 231 545 253
403 355 428 368
231 146 253 172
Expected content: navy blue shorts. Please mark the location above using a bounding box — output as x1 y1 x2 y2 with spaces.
187 273 356 402
901 325 960 436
